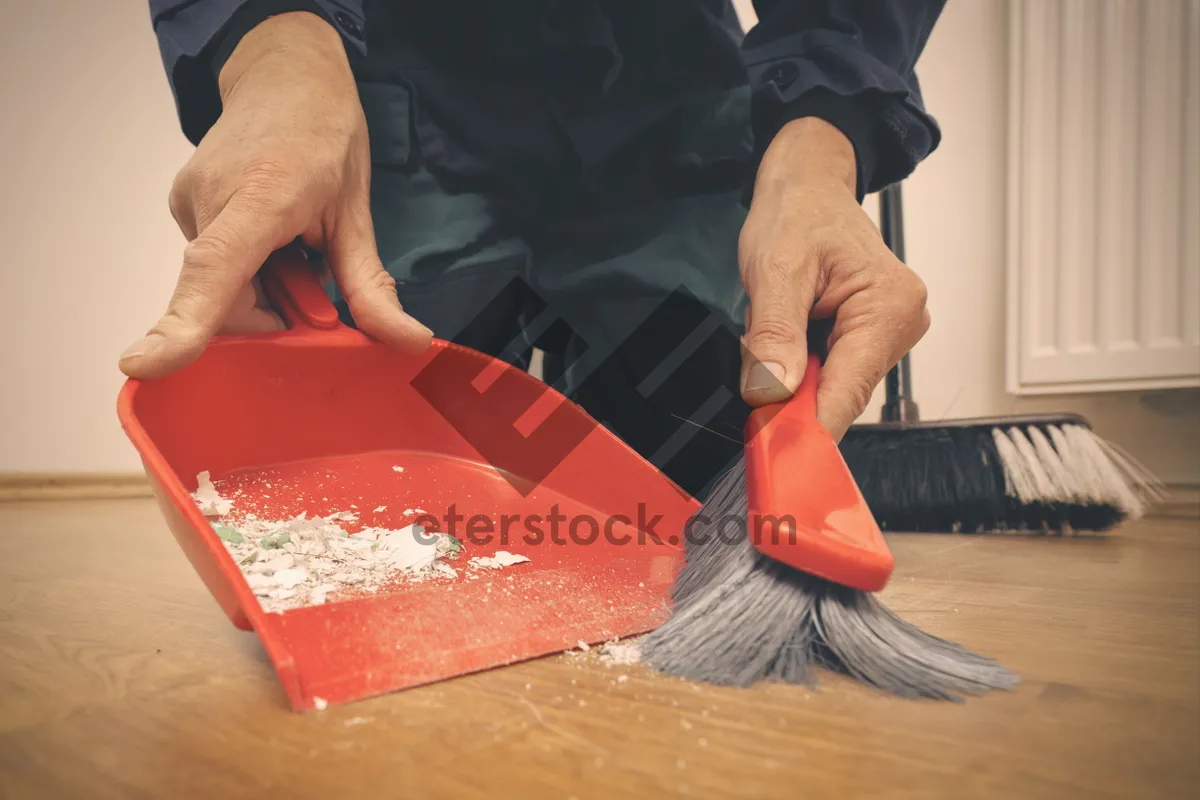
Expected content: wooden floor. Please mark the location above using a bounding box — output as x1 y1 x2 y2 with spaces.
1 499 1197 799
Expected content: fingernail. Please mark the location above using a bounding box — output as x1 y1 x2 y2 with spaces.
403 312 433 338
744 361 788 393
120 333 165 361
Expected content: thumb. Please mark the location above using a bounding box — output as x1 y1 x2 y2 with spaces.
328 209 433 354
119 193 281 379
739 262 814 407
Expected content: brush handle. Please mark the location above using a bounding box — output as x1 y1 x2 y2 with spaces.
879 183 920 423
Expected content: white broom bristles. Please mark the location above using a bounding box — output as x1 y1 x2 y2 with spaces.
992 424 1165 519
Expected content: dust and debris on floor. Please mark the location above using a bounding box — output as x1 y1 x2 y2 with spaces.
191 471 531 614
564 636 643 668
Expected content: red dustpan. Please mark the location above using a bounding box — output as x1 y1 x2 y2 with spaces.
118 248 699 711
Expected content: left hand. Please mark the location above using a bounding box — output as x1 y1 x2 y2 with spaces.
738 117 930 440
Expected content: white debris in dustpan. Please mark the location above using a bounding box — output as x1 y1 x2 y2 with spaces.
193 473 533 614
193 471 233 517
193 474 466 614
468 551 531 570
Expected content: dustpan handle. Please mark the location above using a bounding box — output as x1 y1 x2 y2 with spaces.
258 244 347 333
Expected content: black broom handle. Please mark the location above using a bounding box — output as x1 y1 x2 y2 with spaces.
879 184 919 423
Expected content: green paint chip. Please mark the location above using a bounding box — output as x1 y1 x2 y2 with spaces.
212 524 244 544
437 534 463 556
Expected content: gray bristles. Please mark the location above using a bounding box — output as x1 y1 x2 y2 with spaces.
641 459 1019 700
993 423 1165 517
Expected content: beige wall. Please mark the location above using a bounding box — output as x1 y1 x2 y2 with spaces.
2 0 1197 482
1 1 191 472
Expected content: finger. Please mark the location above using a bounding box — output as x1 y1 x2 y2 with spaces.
814 326 892 441
168 172 199 242
892 306 931 365
816 300 928 441
218 281 285 335
739 254 815 407
252 274 272 309
120 192 290 379
327 207 433 354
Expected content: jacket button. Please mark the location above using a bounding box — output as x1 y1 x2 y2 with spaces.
764 61 799 90
334 10 363 39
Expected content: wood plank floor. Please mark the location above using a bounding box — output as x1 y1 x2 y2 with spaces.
1 499 1197 799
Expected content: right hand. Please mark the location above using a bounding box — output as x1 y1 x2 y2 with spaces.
119 12 433 379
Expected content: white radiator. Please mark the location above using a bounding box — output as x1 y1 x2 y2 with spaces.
1007 0 1200 394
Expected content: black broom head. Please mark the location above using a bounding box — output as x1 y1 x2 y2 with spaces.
839 414 1164 534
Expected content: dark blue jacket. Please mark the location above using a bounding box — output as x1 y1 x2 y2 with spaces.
147 0 945 199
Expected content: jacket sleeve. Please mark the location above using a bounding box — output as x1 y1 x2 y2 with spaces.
148 0 367 145
744 0 946 200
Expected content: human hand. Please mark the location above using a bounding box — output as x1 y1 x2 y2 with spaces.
120 12 432 379
738 117 930 440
